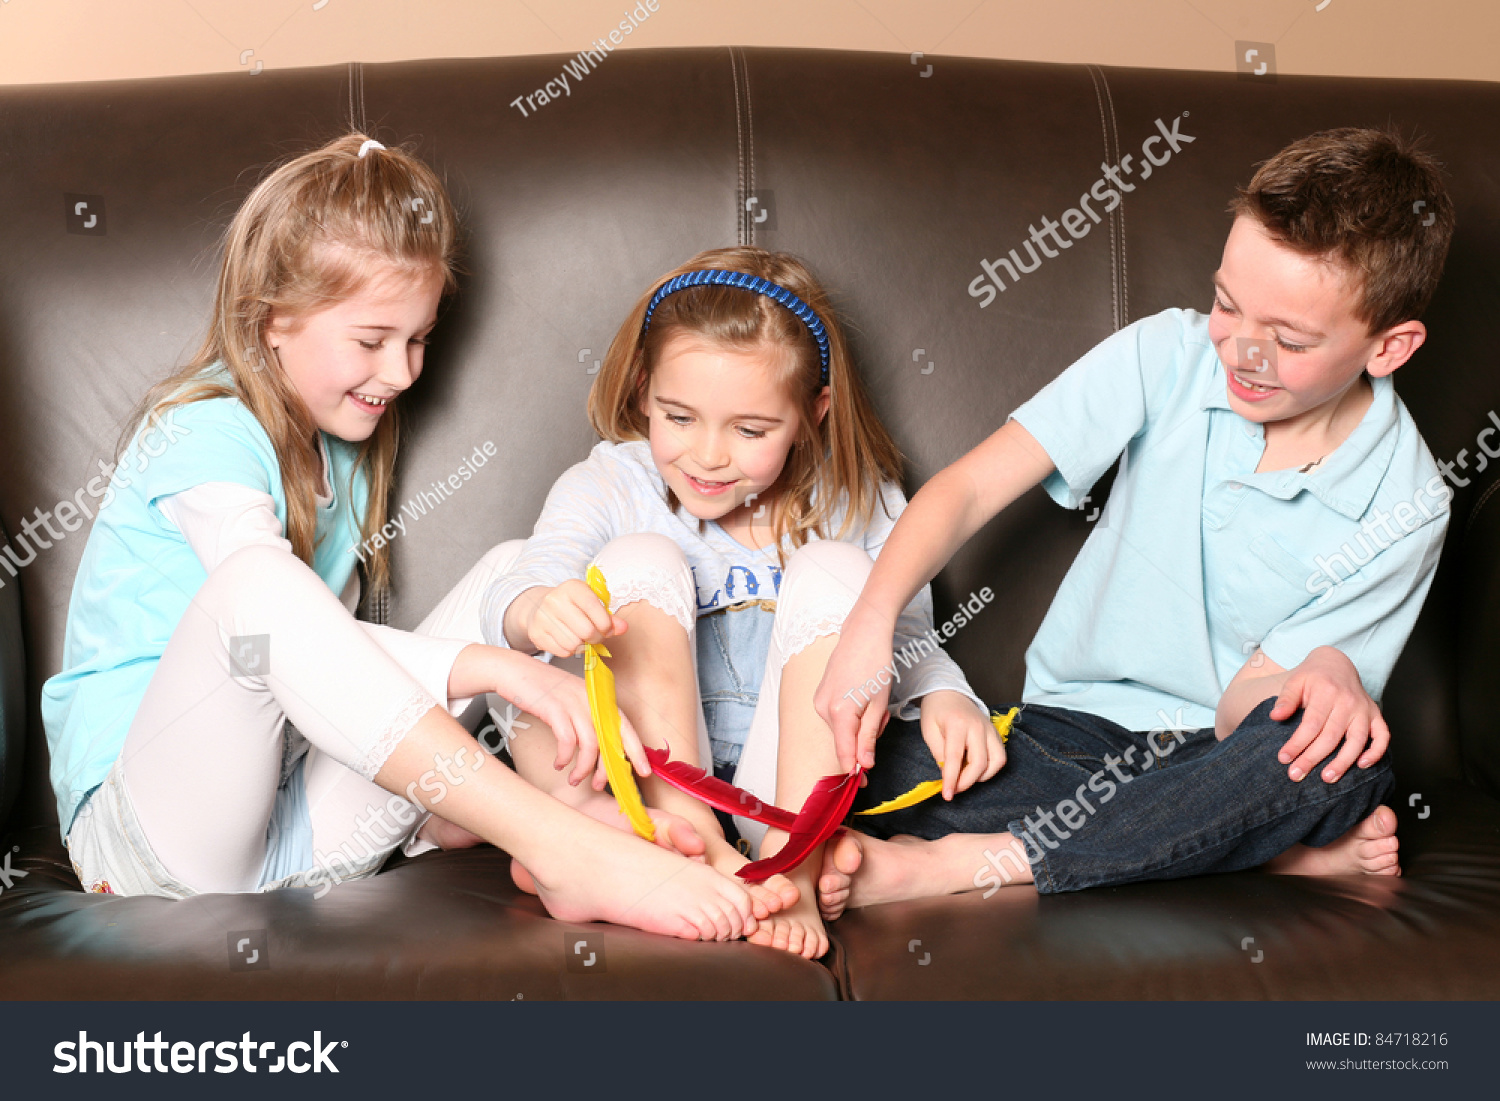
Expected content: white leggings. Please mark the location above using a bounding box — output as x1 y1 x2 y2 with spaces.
582 533 875 855
84 532 873 894
93 540 529 896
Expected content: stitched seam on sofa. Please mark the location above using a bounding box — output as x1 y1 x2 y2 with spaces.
1086 63 1122 331
1463 474 1500 539
730 48 748 246
741 48 758 246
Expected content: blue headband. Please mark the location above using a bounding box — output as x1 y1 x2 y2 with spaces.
641 269 831 387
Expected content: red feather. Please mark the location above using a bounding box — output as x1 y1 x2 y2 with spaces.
643 745 797 832
736 768 864 883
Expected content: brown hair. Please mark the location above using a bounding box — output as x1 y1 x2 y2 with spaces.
120 132 461 598
587 246 904 568
1229 127 1455 334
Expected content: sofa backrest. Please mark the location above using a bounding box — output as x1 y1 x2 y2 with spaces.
3 49 1499 831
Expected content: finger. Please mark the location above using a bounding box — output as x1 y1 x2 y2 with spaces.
553 719 579 773
1358 711 1390 769
568 732 600 787
857 701 885 771
980 730 1006 782
832 703 861 773
1269 676 1303 722
616 711 651 776
1277 702 1328 766
1306 706 1364 783
941 729 964 800
1288 707 1350 782
957 726 988 794
1322 718 1368 783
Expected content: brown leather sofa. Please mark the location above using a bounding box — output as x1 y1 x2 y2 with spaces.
3 47 1499 1000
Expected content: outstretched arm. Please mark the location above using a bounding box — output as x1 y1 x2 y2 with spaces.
815 418 1056 771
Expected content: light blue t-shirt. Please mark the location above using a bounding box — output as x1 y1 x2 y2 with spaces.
1008 308 1449 732
42 363 369 835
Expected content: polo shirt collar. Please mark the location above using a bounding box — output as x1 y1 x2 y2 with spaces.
1199 361 1397 521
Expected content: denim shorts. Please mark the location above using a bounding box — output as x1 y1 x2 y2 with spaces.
65 727 383 898
695 600 775 773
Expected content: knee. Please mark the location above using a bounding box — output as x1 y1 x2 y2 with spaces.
201 544 313 607
777 541 872 619
477 538 527 577
772 541 874 657
590 533 694 632
782 541 873 602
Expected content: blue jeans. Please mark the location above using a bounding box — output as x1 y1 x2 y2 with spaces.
852 697 1394 893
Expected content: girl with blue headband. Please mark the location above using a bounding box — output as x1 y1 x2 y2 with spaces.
481 246 998 957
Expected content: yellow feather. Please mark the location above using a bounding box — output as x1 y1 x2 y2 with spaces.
854 779 944 816
584 566 656 842
856 708 1019 817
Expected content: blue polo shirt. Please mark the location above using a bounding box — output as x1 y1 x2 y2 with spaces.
1008 308 1449 732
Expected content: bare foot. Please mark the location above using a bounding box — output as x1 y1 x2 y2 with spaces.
705 834 799 921
817 830 865 922
745 838 829 960
1266 805 1401 876
418 813 486 851
530 828 758 942
817 831 1023 916
511 795 712 897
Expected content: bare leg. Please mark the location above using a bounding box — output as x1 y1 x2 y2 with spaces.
504 706 708 894
373 671 755 940
607 598 795 920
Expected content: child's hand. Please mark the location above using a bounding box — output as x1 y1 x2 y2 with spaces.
814 625 895 773
1270 645 1389 783
919 690 1005 799
499 655 649 788
526 579 629 658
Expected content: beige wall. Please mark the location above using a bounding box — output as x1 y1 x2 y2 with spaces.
0 0 1494 87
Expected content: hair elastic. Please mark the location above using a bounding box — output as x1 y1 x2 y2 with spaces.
642 269 831 387
357 139 386 158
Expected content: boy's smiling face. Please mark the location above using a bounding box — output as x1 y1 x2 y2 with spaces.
1207 214 1424 434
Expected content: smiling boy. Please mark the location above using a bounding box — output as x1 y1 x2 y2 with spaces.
811 128 1456 910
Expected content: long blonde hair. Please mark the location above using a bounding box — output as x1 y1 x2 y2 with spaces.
588 246 903 568
120 132 461 598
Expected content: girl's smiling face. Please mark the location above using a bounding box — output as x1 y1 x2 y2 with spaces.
265 263 443 443
640 333 827 526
